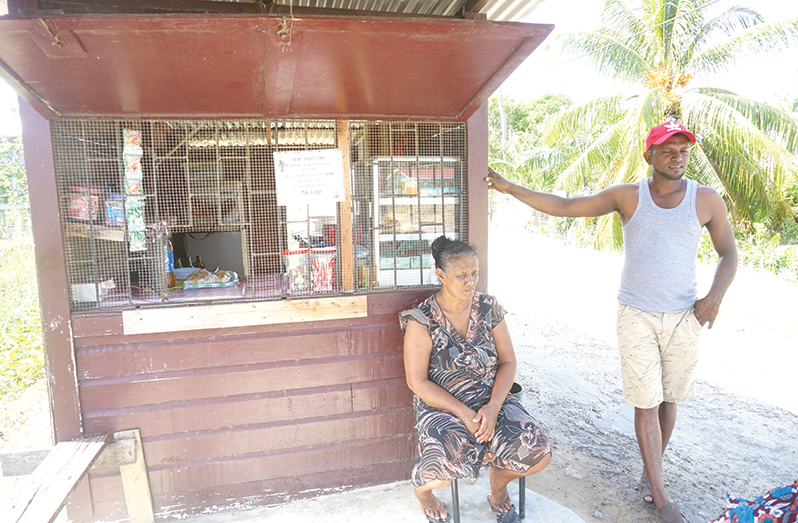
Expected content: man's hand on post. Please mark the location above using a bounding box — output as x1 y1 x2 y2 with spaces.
485 167 513 194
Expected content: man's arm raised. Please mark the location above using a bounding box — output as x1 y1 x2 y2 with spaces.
485 167 636 222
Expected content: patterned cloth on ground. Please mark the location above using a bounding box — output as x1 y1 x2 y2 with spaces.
709 480 798 523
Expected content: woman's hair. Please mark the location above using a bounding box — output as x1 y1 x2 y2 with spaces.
430 235 476 272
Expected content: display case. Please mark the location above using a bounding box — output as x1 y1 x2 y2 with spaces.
362 156 464 287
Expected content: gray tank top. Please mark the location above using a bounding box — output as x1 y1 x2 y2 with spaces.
617 177 702 313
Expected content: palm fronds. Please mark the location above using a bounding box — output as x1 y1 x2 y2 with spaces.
540 0 798 237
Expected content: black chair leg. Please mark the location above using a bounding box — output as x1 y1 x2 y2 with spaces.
451 478 461 523
450 475 526 522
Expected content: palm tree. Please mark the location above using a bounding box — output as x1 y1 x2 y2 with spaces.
539 0 798 249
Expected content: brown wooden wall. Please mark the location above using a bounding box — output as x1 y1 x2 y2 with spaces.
70 290 427 520
19 90 489 520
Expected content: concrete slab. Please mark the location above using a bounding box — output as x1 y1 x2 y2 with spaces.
183 475 585 523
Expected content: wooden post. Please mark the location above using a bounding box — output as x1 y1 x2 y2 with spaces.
117 430 154 523
337 119 355 293
18 99 92 521
467 102 490 293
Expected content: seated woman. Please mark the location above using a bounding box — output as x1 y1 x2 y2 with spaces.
400 236 551 523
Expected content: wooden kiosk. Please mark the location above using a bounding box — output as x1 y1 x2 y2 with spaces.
0 1 552 521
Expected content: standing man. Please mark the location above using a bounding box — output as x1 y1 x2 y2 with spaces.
485 121 737 523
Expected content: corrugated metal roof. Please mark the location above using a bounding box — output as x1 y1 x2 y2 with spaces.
241 0 545 21
7 0 546 21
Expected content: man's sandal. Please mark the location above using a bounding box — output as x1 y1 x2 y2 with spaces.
656 501 687 523
641 472 655 505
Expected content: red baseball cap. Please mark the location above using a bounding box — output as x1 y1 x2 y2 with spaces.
645 121 696 150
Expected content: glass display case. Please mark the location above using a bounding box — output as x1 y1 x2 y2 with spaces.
361 156 464 287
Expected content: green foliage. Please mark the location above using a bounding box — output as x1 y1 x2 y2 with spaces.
488 93 573 184
0 136 42 400
776 218 798 245
542 0 798 248
0 237 44 400
0 136 27 207
488 93 573 141
697 225 798 278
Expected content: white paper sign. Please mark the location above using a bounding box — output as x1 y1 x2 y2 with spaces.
273 149 345 206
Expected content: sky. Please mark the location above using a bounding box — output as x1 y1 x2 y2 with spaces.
501 0 798 106
1 0 797 136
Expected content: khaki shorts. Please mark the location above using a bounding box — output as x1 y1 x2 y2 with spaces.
616 304 702 409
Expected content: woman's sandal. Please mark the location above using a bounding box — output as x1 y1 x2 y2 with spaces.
641 472 654 504
487 496 520 523
656 501 687 523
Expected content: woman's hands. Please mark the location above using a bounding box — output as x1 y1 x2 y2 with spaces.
462 403 500 443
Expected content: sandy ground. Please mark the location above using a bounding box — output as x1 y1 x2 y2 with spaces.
2 196 797 523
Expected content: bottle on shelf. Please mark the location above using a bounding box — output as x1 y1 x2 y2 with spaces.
163 233 176 289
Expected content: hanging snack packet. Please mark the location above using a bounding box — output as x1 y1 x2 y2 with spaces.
128 228 146 252
125 174 143 195
125 197 145 229
125 153 142 176
124 154 143 195
123 128 143 155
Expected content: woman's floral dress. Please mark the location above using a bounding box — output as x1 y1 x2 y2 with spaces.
399 292 550 487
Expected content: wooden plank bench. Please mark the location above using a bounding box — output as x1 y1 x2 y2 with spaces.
0 429 154 523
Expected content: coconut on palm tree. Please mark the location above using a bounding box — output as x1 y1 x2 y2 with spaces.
536 0 798 249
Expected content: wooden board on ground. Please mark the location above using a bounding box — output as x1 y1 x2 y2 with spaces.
4 434 109 523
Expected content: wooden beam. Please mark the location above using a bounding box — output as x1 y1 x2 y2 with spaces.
1 438 136 477
122 295 368 335
337 120 355 293
91 437 136 469
64 222 125 242
0 450 51 477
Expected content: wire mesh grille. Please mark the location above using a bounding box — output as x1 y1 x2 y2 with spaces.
51 119 468 311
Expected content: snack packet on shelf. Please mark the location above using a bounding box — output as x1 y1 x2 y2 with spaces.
183 268 238 288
